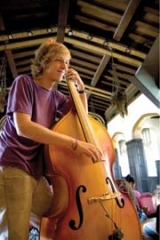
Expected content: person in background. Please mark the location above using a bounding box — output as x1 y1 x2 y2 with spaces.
125 174 148 222
125 174 136 189
143 204 160 240
0 38 102 240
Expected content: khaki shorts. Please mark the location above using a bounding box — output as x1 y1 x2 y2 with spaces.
0 166 53 240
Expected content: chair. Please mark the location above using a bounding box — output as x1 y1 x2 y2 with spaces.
134 190 157 217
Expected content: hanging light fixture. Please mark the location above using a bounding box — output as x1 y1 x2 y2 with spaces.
110 48 128 117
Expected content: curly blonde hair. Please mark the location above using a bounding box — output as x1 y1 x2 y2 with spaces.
31 40 71 78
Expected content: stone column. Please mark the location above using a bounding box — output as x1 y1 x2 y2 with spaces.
155 160 160 184
126 138 149 192
112 148 122 179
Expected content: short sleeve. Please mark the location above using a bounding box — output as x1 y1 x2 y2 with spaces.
7 75 33 116
55 90 72 116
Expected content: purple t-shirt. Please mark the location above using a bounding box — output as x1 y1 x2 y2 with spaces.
0 75 72 179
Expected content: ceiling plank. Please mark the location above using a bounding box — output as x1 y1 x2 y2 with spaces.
114 64 136 75
70 49 100 63
103 76 129 87
14 51 34 59
94 0 127 11
59 81 112 97
71 59 97 70
75 15 115 32
77 1 121 24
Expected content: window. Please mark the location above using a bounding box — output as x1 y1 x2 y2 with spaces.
142 128 157 176
142 128 151 145
118 140 130 176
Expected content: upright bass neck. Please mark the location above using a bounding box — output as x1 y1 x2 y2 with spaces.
67 79 102 161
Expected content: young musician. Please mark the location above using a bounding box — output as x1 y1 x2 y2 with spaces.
0 38 101 240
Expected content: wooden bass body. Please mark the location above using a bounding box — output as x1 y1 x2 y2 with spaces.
40 110 142 240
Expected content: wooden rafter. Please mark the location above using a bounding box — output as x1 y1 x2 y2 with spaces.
57 0 70 43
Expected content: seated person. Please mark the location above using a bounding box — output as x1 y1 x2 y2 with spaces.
142 204 159 240
125 174 157 218
116 175 147 223
125 174 148 222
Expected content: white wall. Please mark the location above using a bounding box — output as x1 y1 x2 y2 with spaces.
107 94 160 177
107 94 160 141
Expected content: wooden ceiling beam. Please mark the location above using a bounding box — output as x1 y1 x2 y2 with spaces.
70 65 95 76
0 38 50 51
101 80 126 89
88 54 110 99
115 64 136 75
0 28 146 59
65 37 142 66
57 0 70 43
70 49 100 63
68 0 142 104
77 1 121 24
16 59 31 66
89 99 109 107
13 51 34 59
71 59 97 70
113 0 141 41
0 27 58 42
108 70 134 81
88 103 107 111
65 28 146 59
59 81 112 98
77 73 92 81
75 15 115 32
87 0 141 103
89 98 110 106
0 36 143 65
17 66 30 73
94 0 127 11
91 55 110 87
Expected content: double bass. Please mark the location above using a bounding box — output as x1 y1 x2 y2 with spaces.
40 79 142 240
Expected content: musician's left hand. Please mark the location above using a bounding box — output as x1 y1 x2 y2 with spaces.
66 68 85 91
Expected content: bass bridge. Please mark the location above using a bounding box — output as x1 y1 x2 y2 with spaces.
88 192 120 204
